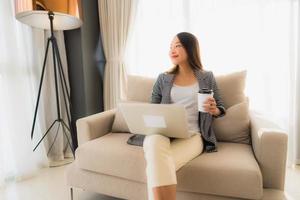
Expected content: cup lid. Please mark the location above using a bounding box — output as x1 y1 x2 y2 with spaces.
199 88 213 94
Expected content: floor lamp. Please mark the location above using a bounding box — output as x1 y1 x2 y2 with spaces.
15 1 82 158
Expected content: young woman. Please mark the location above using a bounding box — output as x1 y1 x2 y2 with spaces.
128 32 226 200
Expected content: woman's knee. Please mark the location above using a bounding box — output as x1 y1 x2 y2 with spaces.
143 134 171 153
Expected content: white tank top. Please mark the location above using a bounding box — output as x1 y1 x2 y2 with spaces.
170 82 200 133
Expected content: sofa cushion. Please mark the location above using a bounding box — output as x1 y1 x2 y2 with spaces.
215 70 247 108
76 133 263 199
213 101 250 144
127 75 155 103
76 133 147 183
176 142 263 200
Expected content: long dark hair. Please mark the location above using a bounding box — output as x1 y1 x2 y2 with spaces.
167 32 203 74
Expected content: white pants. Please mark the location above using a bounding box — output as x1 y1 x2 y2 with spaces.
143 133 203 200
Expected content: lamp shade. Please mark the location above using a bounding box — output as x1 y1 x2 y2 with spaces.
15 0 83 30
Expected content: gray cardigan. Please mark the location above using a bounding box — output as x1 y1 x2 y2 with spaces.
127 69 226 152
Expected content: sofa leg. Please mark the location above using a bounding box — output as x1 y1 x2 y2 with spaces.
70 187 74 200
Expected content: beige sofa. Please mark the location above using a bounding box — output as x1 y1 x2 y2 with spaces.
66 71 288 200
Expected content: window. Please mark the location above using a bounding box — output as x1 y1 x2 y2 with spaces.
125 0 299 130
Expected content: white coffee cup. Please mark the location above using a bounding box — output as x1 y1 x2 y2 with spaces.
198 89 214 113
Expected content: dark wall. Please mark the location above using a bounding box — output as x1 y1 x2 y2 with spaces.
64 0 105 149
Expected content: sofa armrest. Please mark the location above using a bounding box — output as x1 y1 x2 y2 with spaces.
76 109 116 146
249 110 288 190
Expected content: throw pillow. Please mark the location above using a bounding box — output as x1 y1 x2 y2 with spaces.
213 101 250 144
215 70 247 108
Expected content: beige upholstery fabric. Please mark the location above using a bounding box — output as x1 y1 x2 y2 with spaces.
126 71 247 108
76 133 147 183
215 70 247 108
113 71 247 134
66 162 148 200
126 71 246 108
75 132 263 199
68 163 286 200
250 110 288 190
76 109 116 146
213 101 250 144
176 142 263 200
66 163 288 200
127 75 155 102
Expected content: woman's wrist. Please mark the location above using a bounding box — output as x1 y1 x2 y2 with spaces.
212 107 221 117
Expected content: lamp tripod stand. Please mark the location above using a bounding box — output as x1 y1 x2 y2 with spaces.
31 11 75 158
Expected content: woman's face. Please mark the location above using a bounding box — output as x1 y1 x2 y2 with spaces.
169 36 188 65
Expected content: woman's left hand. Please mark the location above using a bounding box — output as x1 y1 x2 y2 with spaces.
203 96 221 116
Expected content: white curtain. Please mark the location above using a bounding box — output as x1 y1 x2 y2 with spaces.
292 1 300 165
0 0 71 187
98 0 138 110
0 0 48 186
125 0 300 165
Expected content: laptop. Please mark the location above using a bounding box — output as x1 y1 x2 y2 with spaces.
119 102 195 138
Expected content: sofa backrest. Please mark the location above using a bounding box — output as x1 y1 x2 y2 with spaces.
119 70 251 144
126 75 155 103
126 71 247 108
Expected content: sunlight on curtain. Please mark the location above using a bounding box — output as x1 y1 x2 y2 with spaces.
0 0 49 187
125 0 299 165
125 0 185 76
